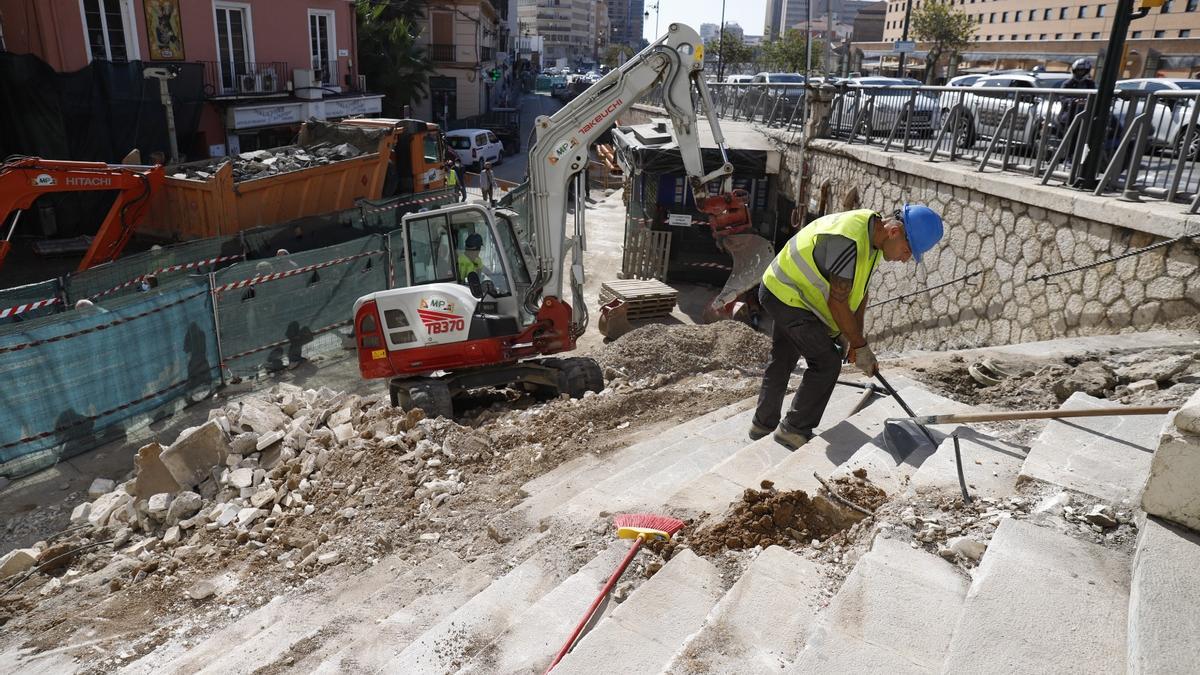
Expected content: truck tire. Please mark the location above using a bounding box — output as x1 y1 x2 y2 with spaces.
392 378 454 419
559 357 604 399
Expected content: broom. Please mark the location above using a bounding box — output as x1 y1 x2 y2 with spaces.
543 513 685 673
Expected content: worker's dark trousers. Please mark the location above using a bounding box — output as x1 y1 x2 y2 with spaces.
752 285 841 437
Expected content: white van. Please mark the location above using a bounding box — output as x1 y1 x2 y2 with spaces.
445 129 504 170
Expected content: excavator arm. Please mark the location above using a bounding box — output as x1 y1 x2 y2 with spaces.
523 23 749 334
0 157 165 274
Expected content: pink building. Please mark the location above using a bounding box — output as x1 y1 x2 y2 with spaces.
0 0 383 158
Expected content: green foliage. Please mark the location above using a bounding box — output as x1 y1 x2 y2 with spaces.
704 29 755 73
760 29 822 73
910 1 977 83
602 45 635 68
356 0 436 117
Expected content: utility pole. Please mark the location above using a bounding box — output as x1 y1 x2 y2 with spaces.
1078 0 1149 189
825 0 833 76
897 0 913 78
717 0 729 80
806 0 813 78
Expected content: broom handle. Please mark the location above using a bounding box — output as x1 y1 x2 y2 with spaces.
544 536 645 673
899 405 1175 426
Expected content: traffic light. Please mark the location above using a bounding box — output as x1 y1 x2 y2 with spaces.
490 68 502 82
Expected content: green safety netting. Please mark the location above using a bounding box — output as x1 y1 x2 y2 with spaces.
0 278 219 479
213 235 388 376
0 278 63 325
64 236 242 304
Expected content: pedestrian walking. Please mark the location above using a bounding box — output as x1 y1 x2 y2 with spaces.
480 162 497 206
750 204 944 450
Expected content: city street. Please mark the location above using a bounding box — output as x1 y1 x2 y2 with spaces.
492 91 564 185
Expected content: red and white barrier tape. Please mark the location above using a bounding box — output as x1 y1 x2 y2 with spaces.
213 250 381 293
89 254 245 300
363 192 455 214
0 297 61 319
222 318 350 363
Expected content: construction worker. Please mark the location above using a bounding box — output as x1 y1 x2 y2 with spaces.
750 204 944 450
445 160 464 202
458 233 486 283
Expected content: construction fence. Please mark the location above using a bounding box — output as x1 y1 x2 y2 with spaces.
0 194 462 480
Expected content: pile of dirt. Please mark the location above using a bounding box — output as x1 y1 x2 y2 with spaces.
595 321 771 380
678 475 886 556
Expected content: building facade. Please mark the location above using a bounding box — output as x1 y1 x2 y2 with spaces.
518 0 596 67
415 0 510 127
0 0 380 157
875 0 1200 77
764 0 786 40
608 0 645 49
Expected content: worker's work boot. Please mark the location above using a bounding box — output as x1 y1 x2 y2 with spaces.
773 424 811 451
749 420 772 441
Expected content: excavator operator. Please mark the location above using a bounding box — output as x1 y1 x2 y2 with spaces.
457 232 487 283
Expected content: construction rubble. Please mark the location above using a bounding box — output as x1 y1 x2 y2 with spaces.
170 142 365 182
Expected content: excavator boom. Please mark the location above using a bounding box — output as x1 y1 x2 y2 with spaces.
0 157 165 274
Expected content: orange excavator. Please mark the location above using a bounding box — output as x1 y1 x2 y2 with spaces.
0 156 165 273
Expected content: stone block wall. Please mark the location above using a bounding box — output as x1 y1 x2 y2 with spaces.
773 137 1200 351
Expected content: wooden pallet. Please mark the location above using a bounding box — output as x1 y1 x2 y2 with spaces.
599 279 678 319
621 229 671 280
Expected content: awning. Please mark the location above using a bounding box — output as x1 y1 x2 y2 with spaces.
226 94 384 131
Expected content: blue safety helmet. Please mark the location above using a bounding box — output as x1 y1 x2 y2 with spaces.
900 203 944 263
465 233 483 250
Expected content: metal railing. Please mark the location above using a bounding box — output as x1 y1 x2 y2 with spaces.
312 59 340 89
429 44 455 62
200 60 288 97
685 81 1200 213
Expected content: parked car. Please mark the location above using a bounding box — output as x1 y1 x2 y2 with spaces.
724 74 754 84
831 77 941 137
445 129 504 170
741 73 807 121
952 72 1071 150
1110 78 1200 159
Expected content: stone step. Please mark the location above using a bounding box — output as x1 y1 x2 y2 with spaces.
789 535 968 674
559 407 759 519
762 386 972 496
458 543 628 675
664 546 826 674
1128 516 1200 675
1017 391 1169 503
941 519 1130 675
519 397 757 523
136 550 467 675
667 383 880 515
907 428 1029 499
383 546 582 674
553 549 724 674
308 555 503 673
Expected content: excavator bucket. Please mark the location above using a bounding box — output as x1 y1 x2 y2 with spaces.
704 232 775 321
598 298 635 340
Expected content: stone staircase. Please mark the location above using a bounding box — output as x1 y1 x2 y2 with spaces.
117 372 1200 675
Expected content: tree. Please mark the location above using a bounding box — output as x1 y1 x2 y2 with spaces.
910 1 977 83
602 45 635 68
760 29 822 73
356 0 436 117
704 29 755 75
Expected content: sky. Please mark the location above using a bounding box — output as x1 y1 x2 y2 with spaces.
642 0 770 42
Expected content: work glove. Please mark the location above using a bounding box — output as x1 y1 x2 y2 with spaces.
853 343 877 377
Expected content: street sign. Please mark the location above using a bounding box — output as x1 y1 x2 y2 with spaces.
893 41 916 54
667 213 693 227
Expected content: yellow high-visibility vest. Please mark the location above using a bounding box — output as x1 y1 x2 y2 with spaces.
761 209 882 336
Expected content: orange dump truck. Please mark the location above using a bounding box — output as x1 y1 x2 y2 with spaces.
143 118 448 240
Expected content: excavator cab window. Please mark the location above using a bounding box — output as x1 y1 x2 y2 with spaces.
449 210 511 296
406 214 456 285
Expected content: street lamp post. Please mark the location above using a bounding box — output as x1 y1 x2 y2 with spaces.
717 0 728 81
644 1 660 40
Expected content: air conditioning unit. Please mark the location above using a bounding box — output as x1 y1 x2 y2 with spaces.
238 73 261 94
260 69 279 93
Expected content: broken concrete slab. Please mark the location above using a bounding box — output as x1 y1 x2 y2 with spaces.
0 548 38 579
236 402 289 436
88 490 132 528
165 491 202 524
555 549 723 674
791 535 967 672
88 477 115 499
160 420 231 488
942 519 1130 674
1140 390 1200 532
132 442 182 498
1128 516 1200 674
1018 392 1167 503
666 546 826 674
908 427 1029 498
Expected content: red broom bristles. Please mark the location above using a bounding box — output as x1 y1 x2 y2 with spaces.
613 513 685 538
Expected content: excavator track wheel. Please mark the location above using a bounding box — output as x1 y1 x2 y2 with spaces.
391 378 454 420
558 357 604 399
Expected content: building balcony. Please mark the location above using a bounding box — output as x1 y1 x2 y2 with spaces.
429 44 456 62
201 61 289 98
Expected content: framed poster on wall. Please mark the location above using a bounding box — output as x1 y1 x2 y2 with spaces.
144 0 185 60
